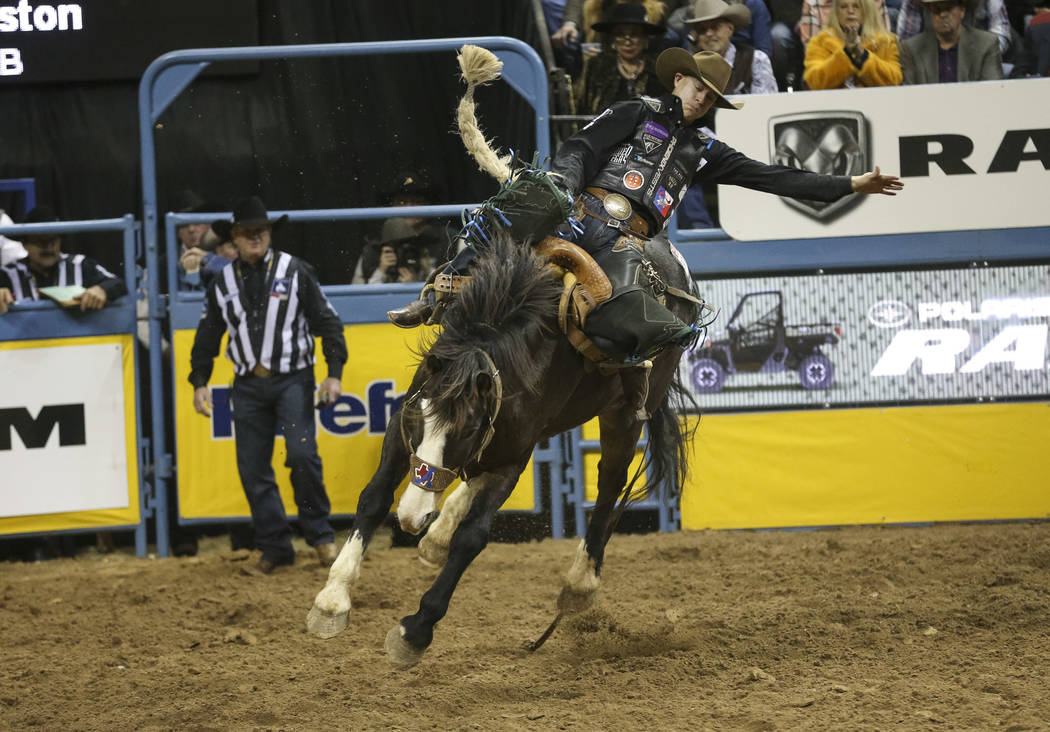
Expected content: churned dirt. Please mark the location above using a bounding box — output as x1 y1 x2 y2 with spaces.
2 521 1049 731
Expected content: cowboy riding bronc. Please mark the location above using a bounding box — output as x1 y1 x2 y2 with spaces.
387 47 902 362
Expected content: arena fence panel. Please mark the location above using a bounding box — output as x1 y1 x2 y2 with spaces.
0 216 151 555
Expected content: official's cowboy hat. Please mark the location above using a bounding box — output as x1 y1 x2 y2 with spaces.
592 3 666 34
655 47 743 110
212 196 288 240
684 0 752 29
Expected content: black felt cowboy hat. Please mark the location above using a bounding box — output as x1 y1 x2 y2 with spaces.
592 3 666 34
212 196 288 240
655 47 743 110
21 205 61 243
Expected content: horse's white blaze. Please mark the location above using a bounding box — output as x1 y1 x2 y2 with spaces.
422 478 482 549
397 398 447 534
565 539 600 595
312 530 364 614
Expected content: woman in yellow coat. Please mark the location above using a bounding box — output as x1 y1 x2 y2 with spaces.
803 0 902 89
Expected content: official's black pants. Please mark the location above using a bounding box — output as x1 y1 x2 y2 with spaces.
231 368 333 563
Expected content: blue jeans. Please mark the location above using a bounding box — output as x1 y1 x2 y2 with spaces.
231 368 333 562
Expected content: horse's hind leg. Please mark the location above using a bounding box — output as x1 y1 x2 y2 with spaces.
386 465 522 669
559 410 644 615
306 410 411 638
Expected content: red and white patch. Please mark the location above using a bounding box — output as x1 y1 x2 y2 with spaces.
622 170 644 190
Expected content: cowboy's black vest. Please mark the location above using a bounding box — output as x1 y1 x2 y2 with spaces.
553 94 713 231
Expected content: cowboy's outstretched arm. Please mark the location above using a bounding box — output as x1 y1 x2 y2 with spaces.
851 166 904 195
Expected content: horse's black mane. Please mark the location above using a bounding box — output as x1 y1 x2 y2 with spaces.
421 231 564 433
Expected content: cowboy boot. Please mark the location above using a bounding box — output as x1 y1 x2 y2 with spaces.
387 287 436 328
387 244 478 328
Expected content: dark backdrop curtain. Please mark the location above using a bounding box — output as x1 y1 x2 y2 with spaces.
0 0 543 284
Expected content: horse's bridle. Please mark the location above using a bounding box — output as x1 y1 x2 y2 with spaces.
400 349 504 494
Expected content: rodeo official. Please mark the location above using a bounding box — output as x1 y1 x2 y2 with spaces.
389 49 902 360
188 196 347 574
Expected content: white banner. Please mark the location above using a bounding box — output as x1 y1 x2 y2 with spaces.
0 343 129 517
717 78 1050 240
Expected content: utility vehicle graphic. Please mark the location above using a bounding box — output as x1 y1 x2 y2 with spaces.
688 290 841 393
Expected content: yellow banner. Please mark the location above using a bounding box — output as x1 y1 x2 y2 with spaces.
682 402 1050 529
0 334 140 535
173 323 536 520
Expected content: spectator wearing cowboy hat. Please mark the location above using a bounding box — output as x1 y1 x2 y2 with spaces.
0 205 126 314
188 196 347 574
677 0 777 228
576 3 668 116
804 0 903 88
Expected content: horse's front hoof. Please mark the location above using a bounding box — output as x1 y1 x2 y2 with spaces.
417 534 449 568
306 585 352 638
557 585 597 615
385 624 426 670
306 604 349 638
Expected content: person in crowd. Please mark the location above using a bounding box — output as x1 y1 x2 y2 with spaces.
389 49 902 361
0 206 126 314
358 218 432 285
799 0 892 46
179 219 239 290
677 0 777 228
555 0 672 53
576 3 667 115
668 0 774 56
899 0 1004 81
543 0 585 76
897 0 1013 57
1020 3 1050 74
353 170 449 285
687 0 778 92
188 196 347 574
172 189 215 291
804 0 903 88
764 0 807 89
0 207 26 266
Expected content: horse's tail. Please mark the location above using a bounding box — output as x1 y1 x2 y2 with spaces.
456 45 512 183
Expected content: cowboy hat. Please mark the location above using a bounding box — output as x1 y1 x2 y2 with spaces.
592 3 666 34
684 0 752 30
211 196 288 241
655 47 743 110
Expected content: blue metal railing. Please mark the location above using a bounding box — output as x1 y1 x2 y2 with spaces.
139 37 549 554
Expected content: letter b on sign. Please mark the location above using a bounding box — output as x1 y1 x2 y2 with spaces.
0 49 23 76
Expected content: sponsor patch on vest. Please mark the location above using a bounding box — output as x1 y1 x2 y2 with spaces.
653 186 674 217
622 170 644 190
271 277 291 299
610 143 632 166
640 96 664 112
641 133 664 153
644 122 669 140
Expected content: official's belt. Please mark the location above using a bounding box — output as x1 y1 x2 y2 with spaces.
582 187 651 240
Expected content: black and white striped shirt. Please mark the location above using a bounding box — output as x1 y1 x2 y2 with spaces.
188 249 347 386
0 253 126 302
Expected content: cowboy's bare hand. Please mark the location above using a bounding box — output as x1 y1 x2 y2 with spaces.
76 285 108 310
317 377 341 408
193 386 212 417
552 21 579 48
852 166 904 196
0 287 12 314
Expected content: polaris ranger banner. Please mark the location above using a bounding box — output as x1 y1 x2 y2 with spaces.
716 78 1050 240
684 263 1050 411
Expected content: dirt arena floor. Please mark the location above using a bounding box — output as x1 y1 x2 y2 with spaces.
2 520 1049 731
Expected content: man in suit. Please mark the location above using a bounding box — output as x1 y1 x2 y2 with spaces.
899 0 1003 83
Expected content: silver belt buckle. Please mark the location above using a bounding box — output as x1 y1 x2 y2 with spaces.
602 192 632 221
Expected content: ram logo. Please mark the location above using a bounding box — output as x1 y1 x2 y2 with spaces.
769 111 869 221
